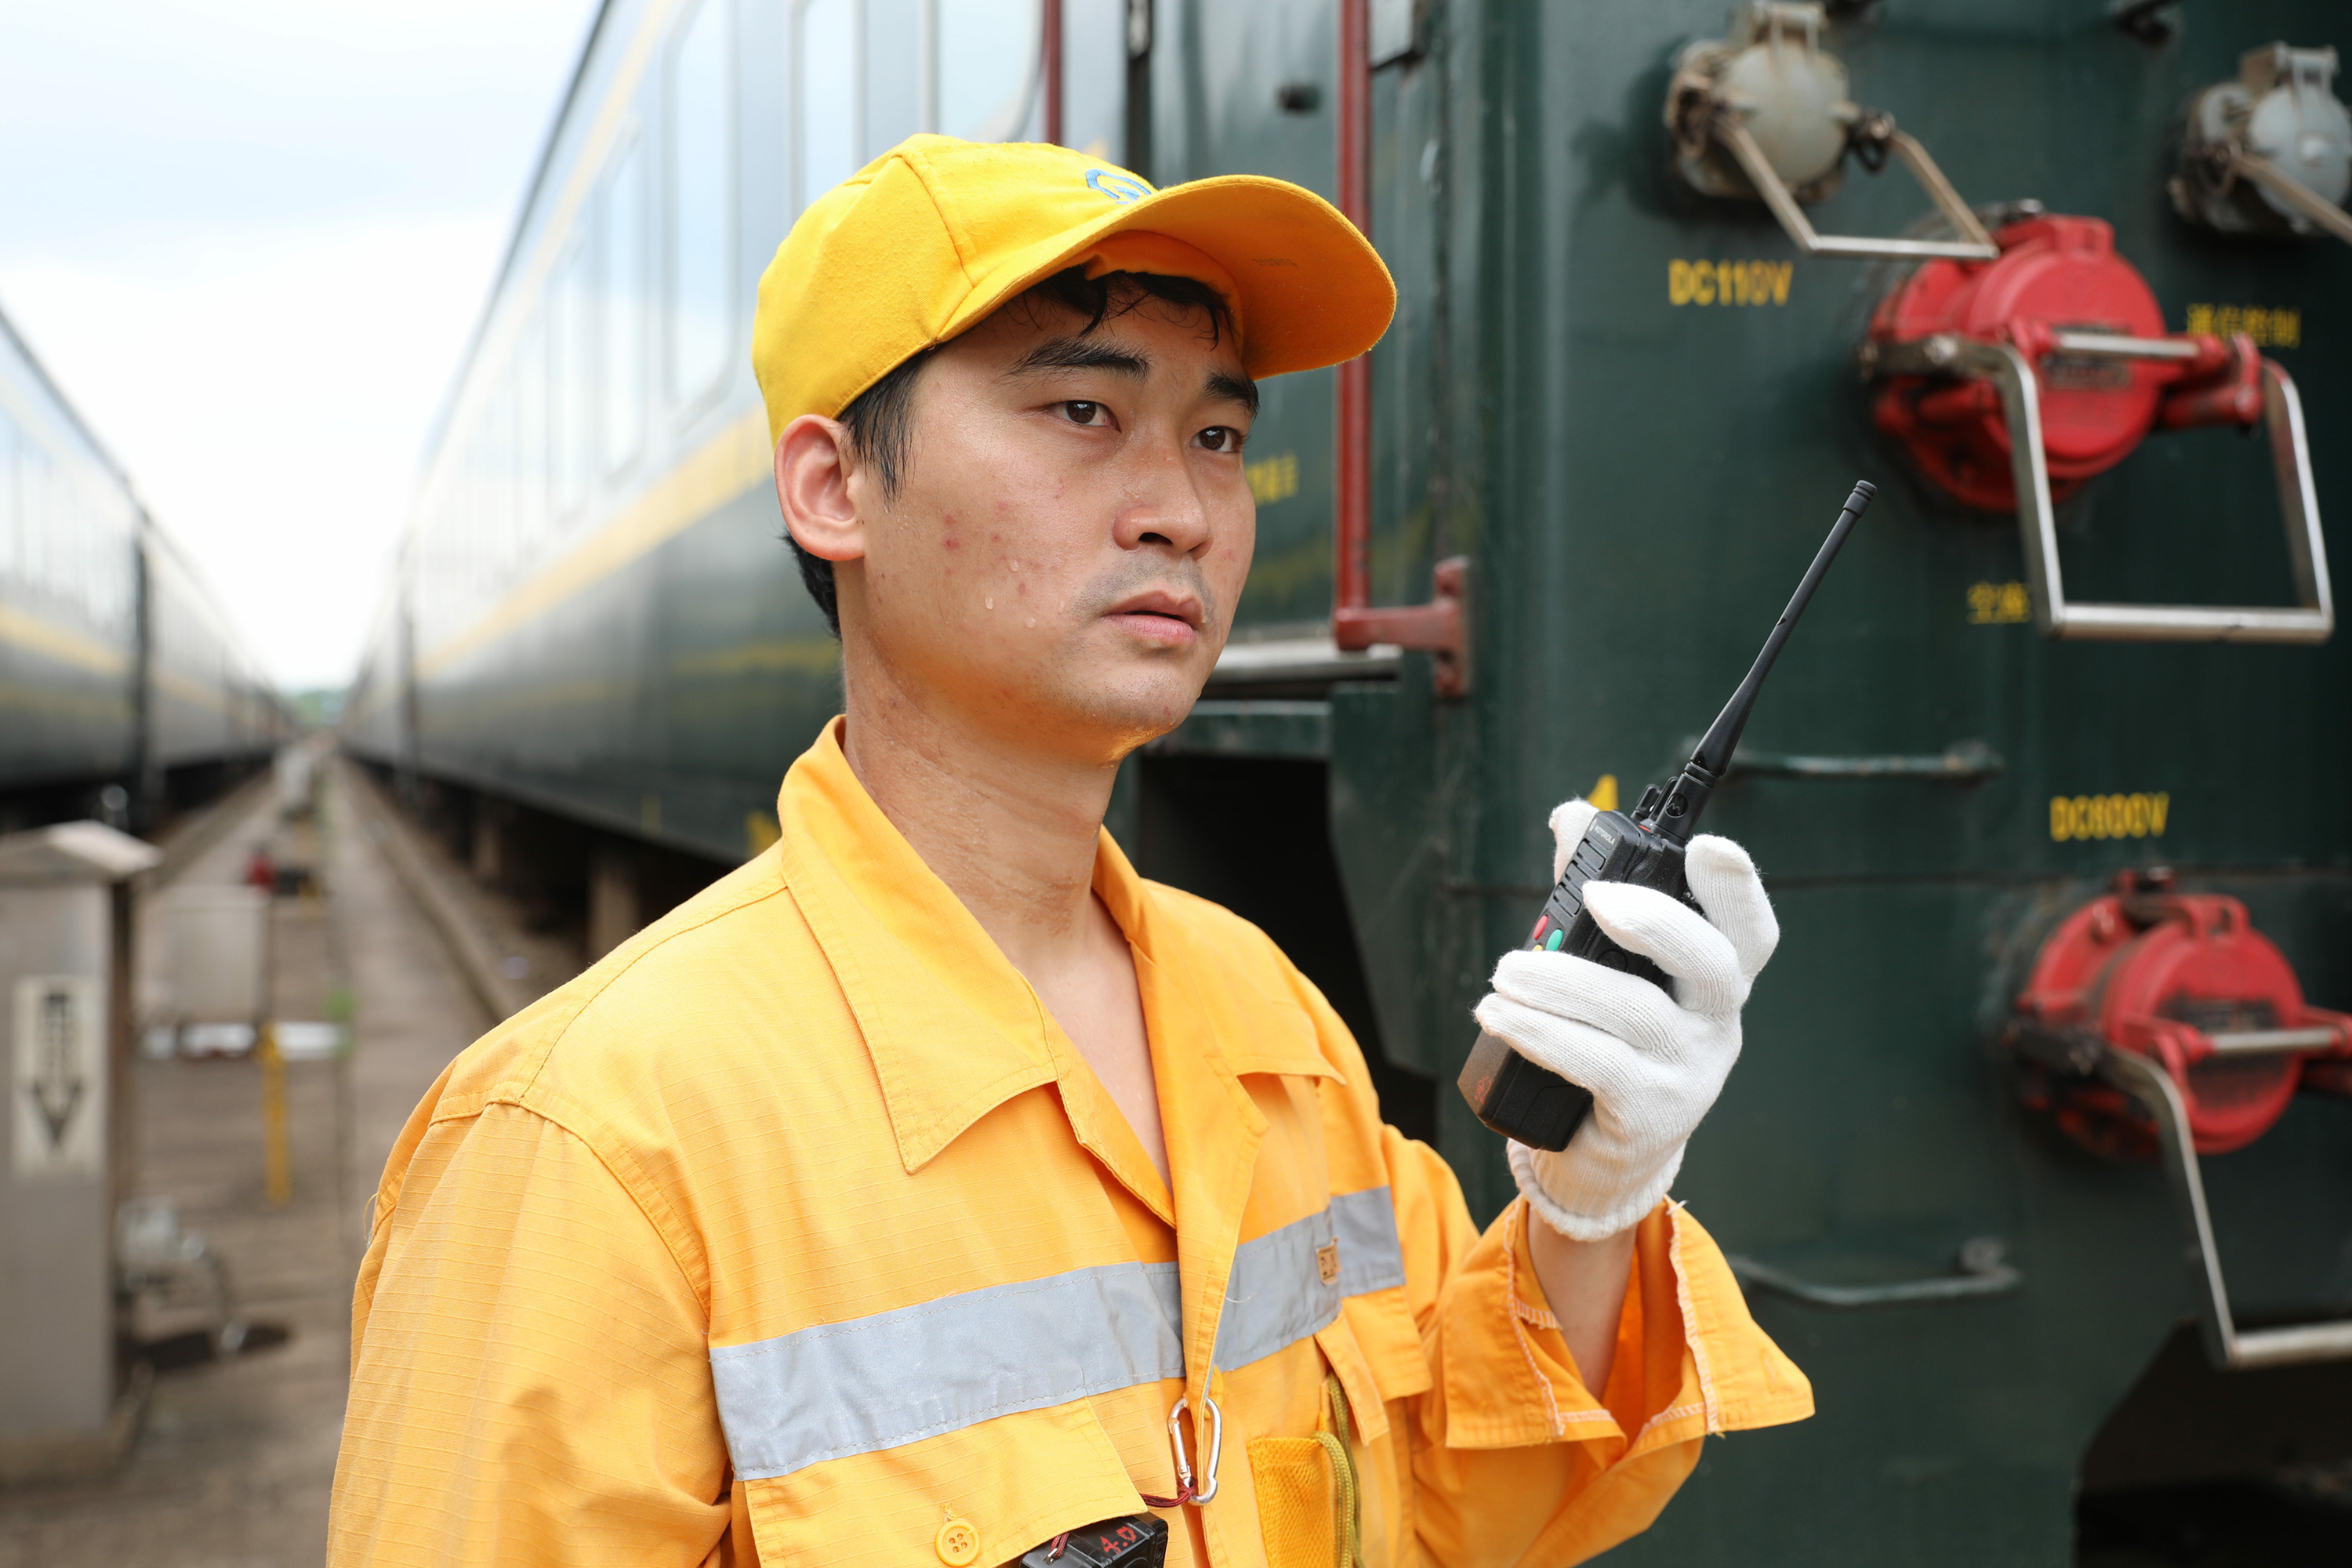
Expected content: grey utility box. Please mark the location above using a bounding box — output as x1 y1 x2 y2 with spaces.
156 884 269 1037
0 821 160 1479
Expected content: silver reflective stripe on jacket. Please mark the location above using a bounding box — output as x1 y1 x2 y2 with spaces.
712 1259 1182 1481
711 1186 1406 1481
1209 1205 1341 1371
1331 1185 1408 1298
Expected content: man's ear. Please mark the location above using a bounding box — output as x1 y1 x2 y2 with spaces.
775 414 865 562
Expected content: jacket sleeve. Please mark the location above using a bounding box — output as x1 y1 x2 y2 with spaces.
328 1099 735 1567
1290 971 1813 1567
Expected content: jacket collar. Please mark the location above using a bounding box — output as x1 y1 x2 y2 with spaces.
775 720 1057 1174
774 719 1339 1178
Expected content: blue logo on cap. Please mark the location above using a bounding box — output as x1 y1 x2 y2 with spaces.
1086 169 1151 204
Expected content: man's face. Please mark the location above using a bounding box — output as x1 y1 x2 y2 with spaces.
833 291 1258 764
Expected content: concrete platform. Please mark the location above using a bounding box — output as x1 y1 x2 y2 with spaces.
0 760 492 1566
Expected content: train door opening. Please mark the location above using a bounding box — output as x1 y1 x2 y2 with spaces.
2077 1323 2352 1566
1116 750 1437 1146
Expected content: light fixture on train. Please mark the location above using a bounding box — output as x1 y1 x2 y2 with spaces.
1858 205 2334 644
1664 2 1998 262
2008 869 2352 1160
2172 43 2352 249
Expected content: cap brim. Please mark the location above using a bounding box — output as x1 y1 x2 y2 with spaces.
941 174 1396 379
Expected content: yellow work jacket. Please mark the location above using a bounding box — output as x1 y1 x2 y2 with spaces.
329 721 1810 1567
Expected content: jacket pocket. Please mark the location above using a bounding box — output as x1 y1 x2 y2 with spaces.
739 1399 1142 1568
1249 1436 1341 1568
1247 1375 1366 1568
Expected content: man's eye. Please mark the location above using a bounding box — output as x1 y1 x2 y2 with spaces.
1197 426 1243 453
1059 401 1106 426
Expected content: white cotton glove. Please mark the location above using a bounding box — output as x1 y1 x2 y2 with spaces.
1472 798 1780 1241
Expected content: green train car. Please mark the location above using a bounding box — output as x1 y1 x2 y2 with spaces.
345 1 2352 1559
0 305 283 830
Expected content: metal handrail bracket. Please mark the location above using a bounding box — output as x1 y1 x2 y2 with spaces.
2209 1025 2342 1055
2229 147 2352 249
1730 1238 2024 1308
1952 337 2334 644
2098 1047 2352 1368
1715 114 1999 262
1730 738 2005 779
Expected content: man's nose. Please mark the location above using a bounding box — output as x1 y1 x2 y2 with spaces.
1112 437 1216 557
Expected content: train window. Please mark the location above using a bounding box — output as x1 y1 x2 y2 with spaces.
77 494 98 608
436 448 460 590
1060 0 1126 160
51 466 74 604
466 427 496 584
71 489 96 615
20 441 49 595
939 0 1040 143
488 377 519 568
93 503 129 632
56 481 82 616
668 0 735 410
865 0 918 158
552 238 593 521
603 132 647 477
516 316 550 551
0 412 16 576
456 417 477 608
799 0 858 210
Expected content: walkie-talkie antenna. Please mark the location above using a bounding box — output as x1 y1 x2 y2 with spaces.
1461 477 1880 1153
1646 480 1875 844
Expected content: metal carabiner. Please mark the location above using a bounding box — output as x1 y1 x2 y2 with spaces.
1163 1392 1222 1505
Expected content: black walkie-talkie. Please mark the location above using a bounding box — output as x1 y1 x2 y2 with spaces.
1457 480 1876 1151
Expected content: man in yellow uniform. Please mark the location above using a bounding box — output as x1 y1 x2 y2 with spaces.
329 136 1809 1567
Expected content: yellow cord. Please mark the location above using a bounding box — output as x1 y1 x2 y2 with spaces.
1315 1374 1366 1568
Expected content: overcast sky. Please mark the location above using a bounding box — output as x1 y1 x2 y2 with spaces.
0 0 597 690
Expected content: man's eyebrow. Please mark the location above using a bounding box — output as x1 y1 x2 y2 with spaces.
1005 336 1149 380
1005 334 1258 417
1206 369 1260 418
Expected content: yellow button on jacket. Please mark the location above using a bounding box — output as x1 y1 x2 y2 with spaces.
329 721 1811 1568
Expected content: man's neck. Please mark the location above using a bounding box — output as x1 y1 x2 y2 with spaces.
838 667 1117 978
837 638 1178 1192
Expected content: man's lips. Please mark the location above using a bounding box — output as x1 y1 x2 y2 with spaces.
1103 588 1206 646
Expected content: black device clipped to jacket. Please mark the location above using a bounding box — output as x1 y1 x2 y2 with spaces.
1457 479 1877 1152
1011 1514 1170 1567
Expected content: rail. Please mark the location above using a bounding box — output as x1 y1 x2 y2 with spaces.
1730 1237 2023 1308
1041 0 1063 146
1729 739 2005 780
1712 114 1998 263
2227 147 2352 248
2099 1047 2352 1368
1875 334 2334 644
1327 0 1468 695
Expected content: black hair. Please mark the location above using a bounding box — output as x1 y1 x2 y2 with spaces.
785 268 1240 637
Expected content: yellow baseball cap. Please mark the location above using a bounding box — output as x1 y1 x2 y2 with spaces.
752 134 1396 443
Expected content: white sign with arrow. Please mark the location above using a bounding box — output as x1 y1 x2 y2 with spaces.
13 974 103 1178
